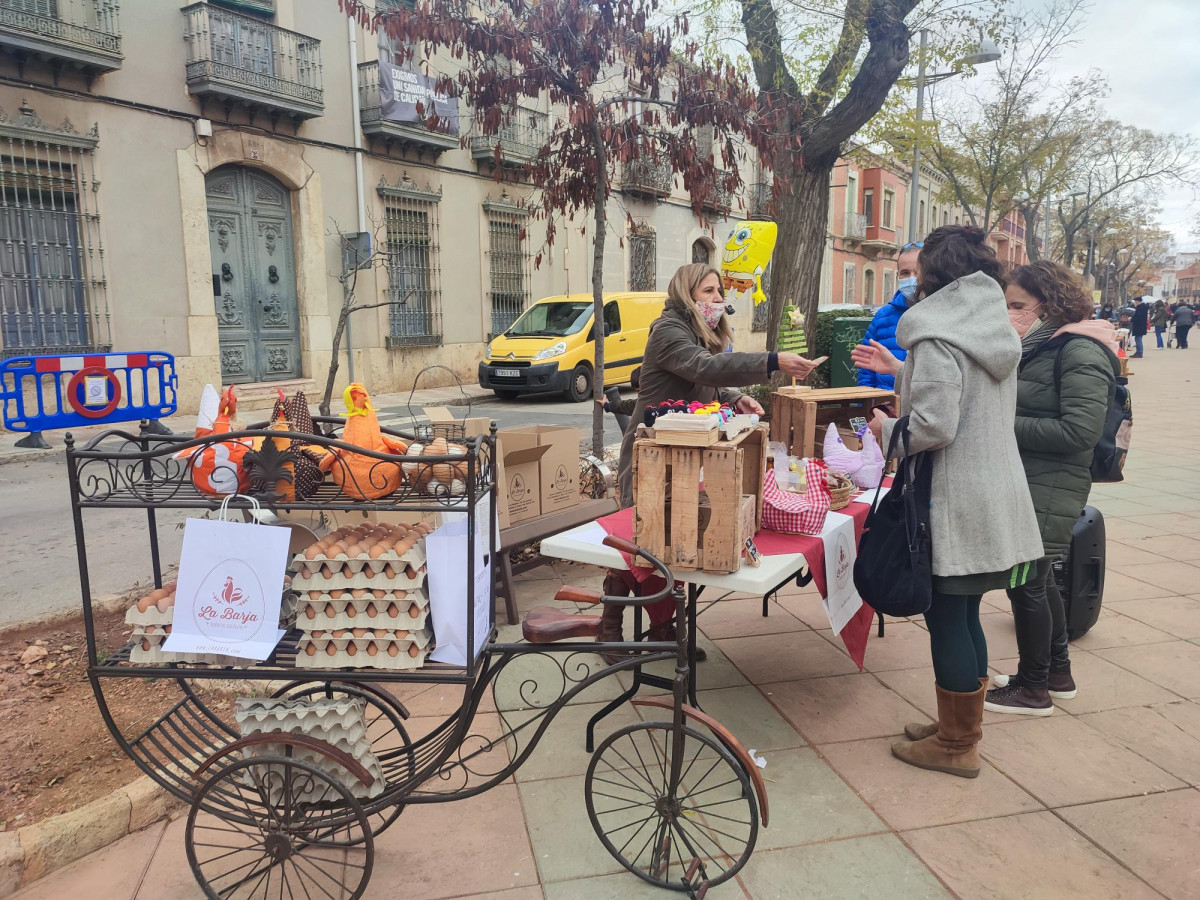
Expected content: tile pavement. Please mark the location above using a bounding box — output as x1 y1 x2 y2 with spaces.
13 350 1200 898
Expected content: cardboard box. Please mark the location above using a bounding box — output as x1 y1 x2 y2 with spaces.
504 425 580 515
495 430 549 529
424 407 492 440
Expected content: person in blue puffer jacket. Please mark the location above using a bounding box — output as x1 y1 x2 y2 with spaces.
857 241 922 390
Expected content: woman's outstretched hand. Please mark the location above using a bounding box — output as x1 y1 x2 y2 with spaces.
777 353 822 380
850 340 902 377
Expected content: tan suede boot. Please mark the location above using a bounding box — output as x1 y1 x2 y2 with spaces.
892 683 985 778
598 575 628 664
904 677 989 741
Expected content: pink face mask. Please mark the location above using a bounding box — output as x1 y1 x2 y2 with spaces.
1008 304 1043 337
700 303 725 330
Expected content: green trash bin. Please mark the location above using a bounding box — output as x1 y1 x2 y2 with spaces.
831 317 872 388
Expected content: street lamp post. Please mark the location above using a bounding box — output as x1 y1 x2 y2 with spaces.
906 30 1001 244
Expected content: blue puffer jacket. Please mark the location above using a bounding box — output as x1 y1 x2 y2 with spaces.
857 290 910 389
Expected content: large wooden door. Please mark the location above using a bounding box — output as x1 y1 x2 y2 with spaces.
206 166 301 383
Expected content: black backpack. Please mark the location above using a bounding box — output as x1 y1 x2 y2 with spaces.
1051 337 1132 483
853 417 933 618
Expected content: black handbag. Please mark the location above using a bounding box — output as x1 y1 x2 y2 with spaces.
853 416 933 618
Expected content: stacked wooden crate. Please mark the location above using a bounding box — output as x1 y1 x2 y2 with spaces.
769 386 898 460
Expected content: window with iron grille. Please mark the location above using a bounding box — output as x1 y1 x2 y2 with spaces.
0 103 109 357
629 226 655 291
379 178 442 347
843 264 856 304
485 197 531 336
883 269 895 302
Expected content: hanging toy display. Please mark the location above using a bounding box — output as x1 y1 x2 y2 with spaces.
721 221 778 308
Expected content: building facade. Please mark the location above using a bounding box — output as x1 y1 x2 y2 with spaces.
0 0 753 413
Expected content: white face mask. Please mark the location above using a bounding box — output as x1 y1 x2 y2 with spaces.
700 303 725 330
898 276 917 296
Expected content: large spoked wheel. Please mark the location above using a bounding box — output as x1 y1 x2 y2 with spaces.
270 680 415 838
585 722 759 892
186 756 374 900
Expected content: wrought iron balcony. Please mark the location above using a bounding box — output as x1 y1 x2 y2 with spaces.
696 170 734 214
357 61 458 154
750 181 774 219
620 155 673 199
181 3 323 123
470 108 549 167
0 0 122 75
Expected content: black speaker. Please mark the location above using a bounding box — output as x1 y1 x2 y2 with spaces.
1052 506 1106 641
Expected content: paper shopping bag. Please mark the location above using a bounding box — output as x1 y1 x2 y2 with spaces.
427 494 493 667
162 512 290 662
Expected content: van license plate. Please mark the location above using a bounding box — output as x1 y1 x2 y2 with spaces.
493 368 520 378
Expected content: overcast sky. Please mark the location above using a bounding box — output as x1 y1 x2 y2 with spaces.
1041 0 1200 250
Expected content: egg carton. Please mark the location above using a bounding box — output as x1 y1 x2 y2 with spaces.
299 626 431 650
127 586 298 628
128 643 247 667
292 541 426 575
291 562 427 592
236 746 385 800
297 633 432 670
298 595 428 631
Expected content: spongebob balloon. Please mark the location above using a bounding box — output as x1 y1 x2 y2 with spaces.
722 221 778 307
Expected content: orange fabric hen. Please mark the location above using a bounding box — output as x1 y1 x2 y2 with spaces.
321 383 408 500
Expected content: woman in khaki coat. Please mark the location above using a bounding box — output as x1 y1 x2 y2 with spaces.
606 263 819 646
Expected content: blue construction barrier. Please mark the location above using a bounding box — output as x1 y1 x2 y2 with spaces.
1 351 177 447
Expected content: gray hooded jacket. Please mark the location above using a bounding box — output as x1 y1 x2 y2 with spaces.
880 271 1044 578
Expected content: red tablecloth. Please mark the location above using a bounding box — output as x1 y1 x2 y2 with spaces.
596 491 886 669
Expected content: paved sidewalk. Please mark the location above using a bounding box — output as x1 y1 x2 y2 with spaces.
14 349 1200 899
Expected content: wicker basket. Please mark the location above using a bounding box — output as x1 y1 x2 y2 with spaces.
827 471 855 511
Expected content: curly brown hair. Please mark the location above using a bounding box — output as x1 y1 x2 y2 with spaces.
916 225 1005 299
1009 260 1093 326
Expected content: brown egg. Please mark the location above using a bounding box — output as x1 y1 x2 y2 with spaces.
300 566 313 579
366 603 378 618
281 575 291 587
145 625 158 634
346 642 358 657
395 630 408 640
136 595 153 613
351 627 368 637
305 643 316 657
308 590 322 601
350 589 368 599
141 639 151 651
383 564 396 579
345 604 357 619
404 565 417 580
304 606 317 620
372 589 387 599
408 603 421 618
408 643 420 658
311 630 325 638
147 588 164 602
304 545 322 560
387 643 400 657
321 565 336 580
341 564 354 578
331 629 347 638
374 629 389 638
324 602 336 618
366 642 378 656
326 643 338 657
156 594 172 613
164 625 172 634
368 543 388 559
329 590 345 599
344 544 362 558
386 603 399 617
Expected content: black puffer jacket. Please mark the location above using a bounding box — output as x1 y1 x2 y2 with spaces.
1015 330 1119 559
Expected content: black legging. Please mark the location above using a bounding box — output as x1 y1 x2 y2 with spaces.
923 592 987 693
1006 557 1069 689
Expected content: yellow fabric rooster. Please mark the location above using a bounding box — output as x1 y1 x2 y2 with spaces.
320 383 408 500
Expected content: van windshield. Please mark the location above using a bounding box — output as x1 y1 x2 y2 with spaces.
506 301 593 337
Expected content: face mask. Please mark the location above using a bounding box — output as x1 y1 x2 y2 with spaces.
700 303 725 330
1008 305 1043 337
898 276 917 298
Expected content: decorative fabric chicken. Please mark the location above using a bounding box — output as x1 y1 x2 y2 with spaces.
822 423 885 490
321 383 408 500
179 384 252 497
247 389 327 502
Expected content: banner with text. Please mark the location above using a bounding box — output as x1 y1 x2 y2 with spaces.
379 63 459 132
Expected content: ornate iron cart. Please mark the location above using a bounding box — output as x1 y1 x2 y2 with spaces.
67 421 767 898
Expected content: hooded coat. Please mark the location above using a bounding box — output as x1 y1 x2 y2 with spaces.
617 301 770 507
857 289 910 390
1015 319 1120 559
880 272 1044 579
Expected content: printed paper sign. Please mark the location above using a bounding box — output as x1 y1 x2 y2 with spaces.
83 374 109 406
820 511 864 635
163 517 289 661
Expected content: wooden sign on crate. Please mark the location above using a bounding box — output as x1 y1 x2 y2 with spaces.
633 425 767 574
770 386 898 460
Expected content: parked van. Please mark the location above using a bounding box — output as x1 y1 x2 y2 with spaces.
479 292 666 401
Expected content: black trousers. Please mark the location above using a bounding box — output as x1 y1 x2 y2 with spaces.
1006 557 1070 689
1178 324 1191 349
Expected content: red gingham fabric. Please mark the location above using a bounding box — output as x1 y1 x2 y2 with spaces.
761 459 832 535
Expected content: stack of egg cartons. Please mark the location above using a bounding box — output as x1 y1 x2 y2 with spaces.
291 522 433 669
234 696 385 800
126 577 298 666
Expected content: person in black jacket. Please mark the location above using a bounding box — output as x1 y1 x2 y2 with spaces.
1174 303 1195 349
1129 296 1148 357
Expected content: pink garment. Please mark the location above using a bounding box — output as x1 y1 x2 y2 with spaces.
1054 318 1120 356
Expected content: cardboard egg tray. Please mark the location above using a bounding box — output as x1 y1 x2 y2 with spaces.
128 631 246 667
127 587 298 629
297 591 428 631
297 627 432 670
290 561 427 592
235 697 385 800
292 541 426 576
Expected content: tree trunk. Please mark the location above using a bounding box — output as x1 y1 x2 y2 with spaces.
765 161 835 359
321 298 351 418
1022 207 1041 261
589 124 608 458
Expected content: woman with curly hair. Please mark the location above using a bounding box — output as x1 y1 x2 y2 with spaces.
982 260 1121 715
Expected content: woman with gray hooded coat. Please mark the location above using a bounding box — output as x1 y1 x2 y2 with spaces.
853 226 1043 778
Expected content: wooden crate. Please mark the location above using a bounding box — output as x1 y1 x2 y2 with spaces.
769 387 898 460
633 425 767 574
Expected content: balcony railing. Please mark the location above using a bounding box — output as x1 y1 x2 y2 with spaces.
844 212 867 240
0 0 122 74
357 61 458 153
470 109 549 167
620 155 672 199
696 169 733 214
181 3 323 122
750 181 774 219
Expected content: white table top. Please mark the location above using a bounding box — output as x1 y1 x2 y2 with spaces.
539 523 810 596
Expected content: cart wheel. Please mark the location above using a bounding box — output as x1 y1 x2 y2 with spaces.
270 681 415 838
585 722 758 891
186 755 373 900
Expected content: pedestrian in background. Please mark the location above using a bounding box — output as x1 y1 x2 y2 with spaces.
1174 302 1195 349
1152 299 1169 348
1129 296 1148 357
856 241 922 390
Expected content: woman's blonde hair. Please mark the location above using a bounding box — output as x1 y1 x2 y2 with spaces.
667 263 731 353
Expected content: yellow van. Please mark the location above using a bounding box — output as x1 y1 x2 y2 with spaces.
479 292 666 401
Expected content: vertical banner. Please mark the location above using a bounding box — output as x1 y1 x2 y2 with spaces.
377 25 459 131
